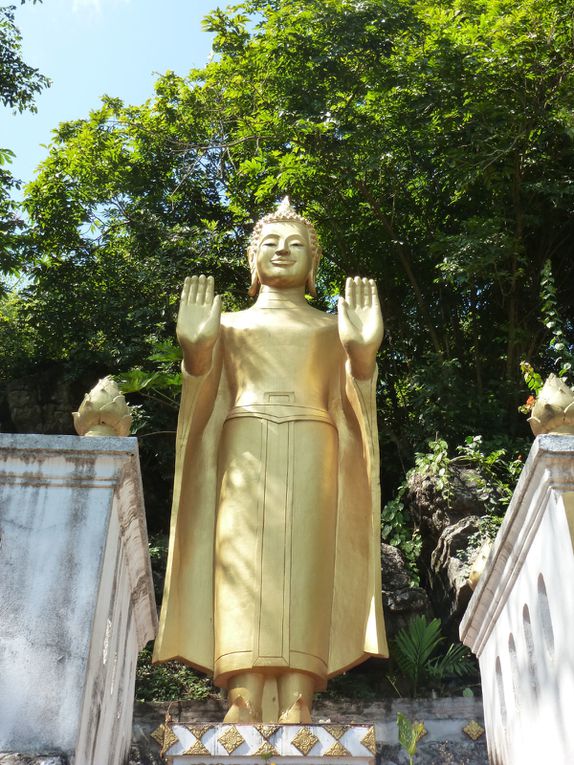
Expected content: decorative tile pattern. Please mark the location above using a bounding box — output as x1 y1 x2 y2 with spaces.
159 722 378 762
254 740 280 757
183 739 210 756
360 726 377 755
463 720 485 741
218 725 246 754
150 723 165 747
324 741 351 757
255 723 280 740
291 726 319 755
157 724 179 757
324 724 347 740
189 724 213 740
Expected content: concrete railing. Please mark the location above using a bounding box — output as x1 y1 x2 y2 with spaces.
460 434 574 765
0 434 157 764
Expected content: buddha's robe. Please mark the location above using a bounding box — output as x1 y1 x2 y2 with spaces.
153 303 388 690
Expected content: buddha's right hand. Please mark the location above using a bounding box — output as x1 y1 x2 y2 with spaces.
177 275 222 376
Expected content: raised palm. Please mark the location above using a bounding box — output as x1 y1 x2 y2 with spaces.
177 275 221 374
338 277 384 378
338 277 383 347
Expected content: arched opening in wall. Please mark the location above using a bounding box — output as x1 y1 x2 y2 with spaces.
495 656 507 727
522 604 539 701
537 574 555 657
508 633 521 711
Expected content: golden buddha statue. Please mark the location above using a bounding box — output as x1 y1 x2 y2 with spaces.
153 198 388 722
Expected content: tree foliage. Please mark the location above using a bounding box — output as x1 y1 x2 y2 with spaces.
0 2 47 112
2 0 574 521
0 2 49 274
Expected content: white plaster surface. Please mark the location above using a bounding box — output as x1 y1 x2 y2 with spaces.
460 434 574 764
0 434 157 763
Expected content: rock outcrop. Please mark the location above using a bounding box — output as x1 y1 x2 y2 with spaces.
381 543 432 639
3 366 99 435
404 467 489 640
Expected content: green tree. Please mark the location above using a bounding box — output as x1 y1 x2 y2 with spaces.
184 0 574 475
0 1 49 275
5 0 574 512
5 90 251 526
12 92 248 376
0 3 47 112
6 0 574 699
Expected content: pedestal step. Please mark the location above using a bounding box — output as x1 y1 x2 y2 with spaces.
151 723 376 764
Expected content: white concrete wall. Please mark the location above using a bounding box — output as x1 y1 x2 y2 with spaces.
0 434 157 763
460 434 574 764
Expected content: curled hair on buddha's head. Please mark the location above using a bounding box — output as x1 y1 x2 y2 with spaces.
247 197 322 298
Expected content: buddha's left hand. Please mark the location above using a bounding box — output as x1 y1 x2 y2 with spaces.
338 277 384 379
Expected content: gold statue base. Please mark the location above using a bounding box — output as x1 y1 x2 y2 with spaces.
151 721 377 763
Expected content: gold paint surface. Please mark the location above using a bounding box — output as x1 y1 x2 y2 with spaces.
360 726 377 754
183 740 210 756
153 201 388 720
324 741 351 757
324 724 348 740
463 720 485 741
188 724 213 740
254 741 279 757
159 725 178 757
255 723 280 740
218 726 246 754
291 726 319 755
150 724 165 747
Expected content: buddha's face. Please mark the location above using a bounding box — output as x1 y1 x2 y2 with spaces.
255 221 313 289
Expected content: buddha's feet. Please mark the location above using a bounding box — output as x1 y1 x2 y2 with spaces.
278 694 312 724
223 694 259 723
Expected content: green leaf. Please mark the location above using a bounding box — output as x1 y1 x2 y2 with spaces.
397 712 426 761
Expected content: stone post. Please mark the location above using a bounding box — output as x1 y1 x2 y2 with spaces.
0 434 157 764
460 434 574 764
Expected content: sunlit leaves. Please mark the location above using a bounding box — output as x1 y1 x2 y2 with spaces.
0 5 50 113
3 0 574 488
0 3 49 276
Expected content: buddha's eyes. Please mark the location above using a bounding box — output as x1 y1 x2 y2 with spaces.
260 239 304 248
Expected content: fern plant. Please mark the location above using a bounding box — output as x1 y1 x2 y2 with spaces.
393 616 475 696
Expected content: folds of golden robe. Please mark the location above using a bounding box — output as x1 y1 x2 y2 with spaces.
153 305 388 690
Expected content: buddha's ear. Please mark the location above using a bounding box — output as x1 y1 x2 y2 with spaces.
305 269 317 299
248 267 260 297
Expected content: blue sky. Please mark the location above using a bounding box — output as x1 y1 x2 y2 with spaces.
5 0 222 190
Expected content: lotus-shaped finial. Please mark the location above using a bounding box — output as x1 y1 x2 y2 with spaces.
527 374 574 436
73 376 132 437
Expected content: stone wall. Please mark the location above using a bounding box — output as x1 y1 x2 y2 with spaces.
1 366 101 435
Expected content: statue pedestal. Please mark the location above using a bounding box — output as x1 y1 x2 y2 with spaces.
0 434 157 765
460 434 574 764
153 723 376 764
